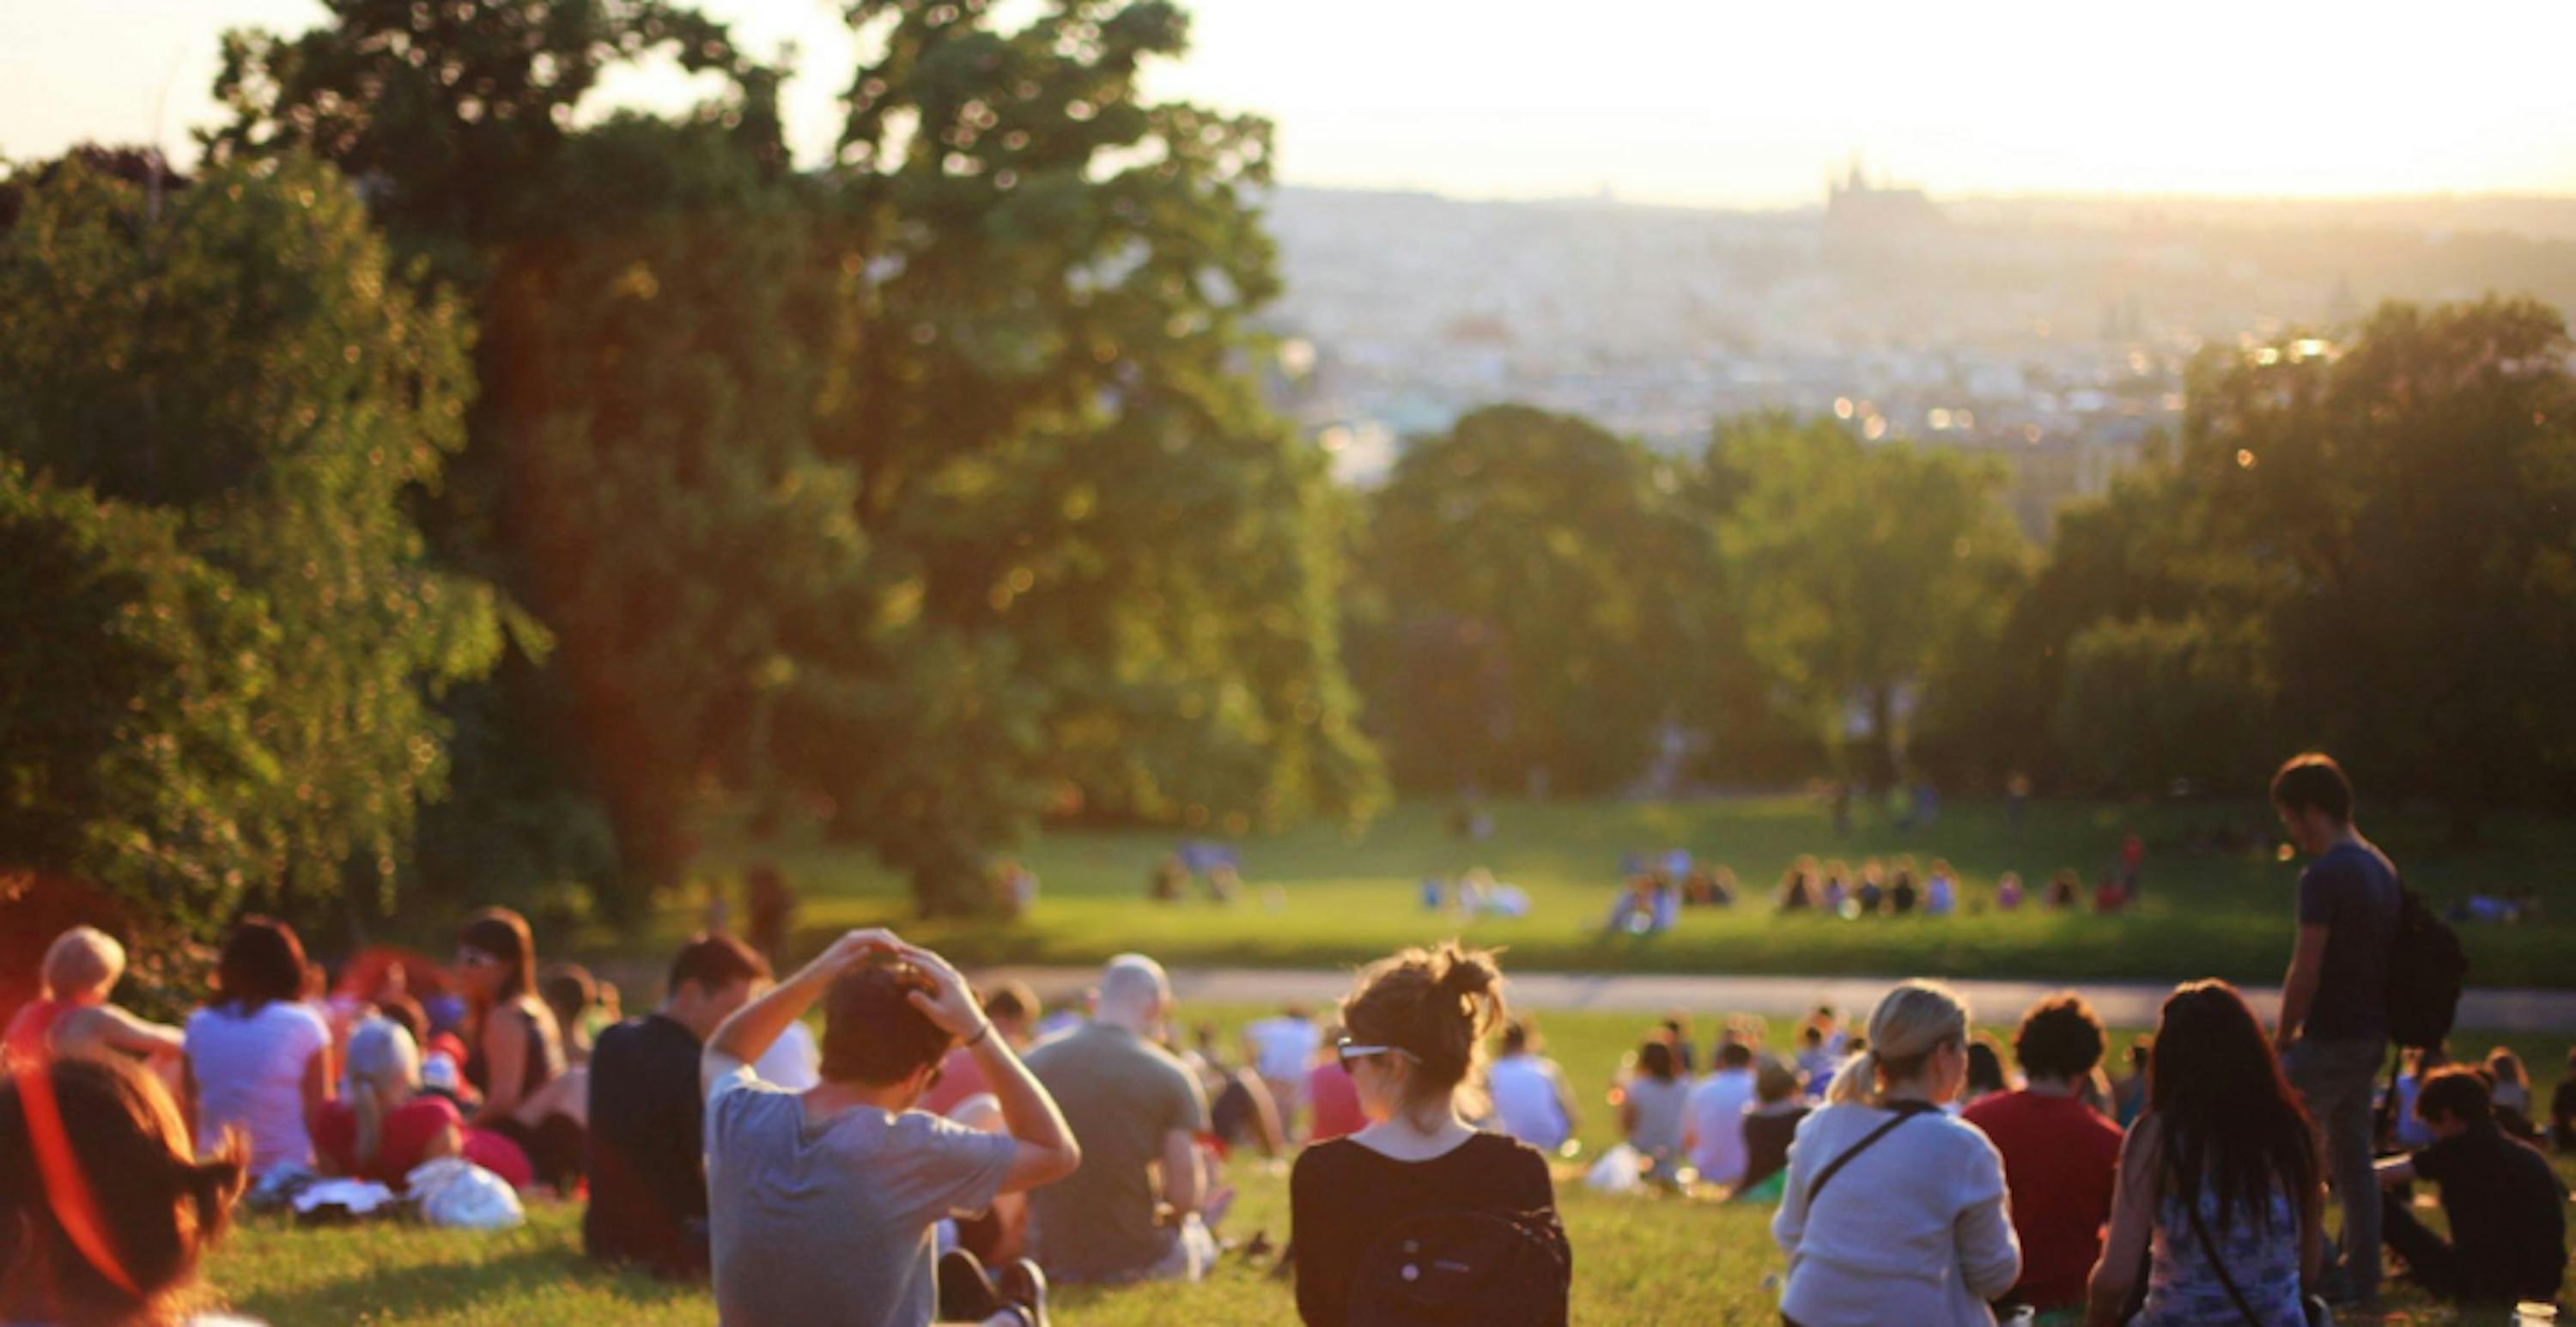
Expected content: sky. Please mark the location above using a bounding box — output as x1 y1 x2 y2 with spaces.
7 0 2575 208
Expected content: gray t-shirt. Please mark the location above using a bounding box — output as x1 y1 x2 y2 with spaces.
706 1067 1016 1327
1022 1022 1209 1281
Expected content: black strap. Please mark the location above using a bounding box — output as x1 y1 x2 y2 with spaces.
1805 1100 1937 1207
2183 1196 2268 1327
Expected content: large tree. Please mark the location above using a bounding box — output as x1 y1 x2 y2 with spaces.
0 155 505 925
1712 417 2029 785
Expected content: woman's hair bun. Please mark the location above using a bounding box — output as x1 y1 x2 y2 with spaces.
1434 943 1499 999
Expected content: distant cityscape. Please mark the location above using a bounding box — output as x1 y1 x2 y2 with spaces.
1260 167 2576 538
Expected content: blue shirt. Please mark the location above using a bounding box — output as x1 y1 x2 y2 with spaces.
2295 841 2398 1042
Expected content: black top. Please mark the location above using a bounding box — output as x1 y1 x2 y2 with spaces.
465 1000 562 1100
1291 1131 1556 1326
1740 1105 1809 1195
583 1014 710 1276
2293 842 2397 1042
2412 1123 2569 1303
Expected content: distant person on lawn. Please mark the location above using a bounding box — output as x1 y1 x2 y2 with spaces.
585 932 769 1278
454 908 586 1191
2084 981 2322 1327
2554 1047 2576 1152
1733 1056 1809 1202
1242 1002 1321 1135
2268 752 2397 1306
1023 954 1215 1284
1963 993 2123 1313
183 916 333 1178
1486 1018 1578 1154
2372 1066 2567 1307
4 926 185 1077
1290 942 1564 1326
702 929 1077 1327
1772 980 2020 1327
313 1017 459 1186
1685 1040 1759 1190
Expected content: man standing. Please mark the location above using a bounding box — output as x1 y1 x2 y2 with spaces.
584 932 769 1277
1024 954 1213 1284
2269 752 2398 1306
702 929 1079 1326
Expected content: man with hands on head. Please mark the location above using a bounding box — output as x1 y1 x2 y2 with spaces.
702 929 1081 1327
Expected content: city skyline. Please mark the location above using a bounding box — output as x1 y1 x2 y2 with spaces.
8 0 2576 207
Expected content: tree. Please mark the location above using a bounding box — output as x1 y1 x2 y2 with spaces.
0 155 505 921
2178 298 2576 837
1357 405 1699 794
2050 616 2276 795
1713 418 2029 785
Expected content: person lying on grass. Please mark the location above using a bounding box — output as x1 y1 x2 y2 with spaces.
701 928 1079 1327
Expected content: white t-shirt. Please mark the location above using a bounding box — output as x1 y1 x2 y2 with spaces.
1686 1067 1759 1184
1486 1053 1571 1151
754 1018 820 1090
1771 1102 2021 1327
185 1001 330 1176
1242 1015 1319 1082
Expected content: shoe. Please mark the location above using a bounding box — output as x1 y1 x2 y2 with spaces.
996 1258 1048 1327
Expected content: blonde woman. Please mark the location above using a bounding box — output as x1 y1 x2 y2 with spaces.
1773 980 2020 1326
313 1018 463 1185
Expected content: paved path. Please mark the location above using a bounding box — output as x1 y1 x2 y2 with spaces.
981 966 2576 1034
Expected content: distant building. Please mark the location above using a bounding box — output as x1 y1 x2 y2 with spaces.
1824 155 1942 257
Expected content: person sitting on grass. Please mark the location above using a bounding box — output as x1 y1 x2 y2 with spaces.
2554 1047 2576 1153
1961 1036 2011 1109
4 927 186 1079
1023 954 1213 1285
1994 871 2025 912
2372 1065 2567 1307
1963 993 2123 1315
2484 1046 2538 1138
1619 1039 1691 1187
538 963 602 1068
1304 1024 1367 1144
584 932 769 1279
1290 943 1564 1327
2083 981 2322 1327
1772 980 2020 1327
1685 1040 1759 1190
702 928 1077 1327
453 908 586 1191
1733 1056 1809 1202
313 1017 459 1186
183 916 333 1179
1486 1018 1578 1154
0 1054 253 1327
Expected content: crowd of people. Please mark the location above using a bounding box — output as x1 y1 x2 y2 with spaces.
1599 843 2154 935
2 752 2571 1326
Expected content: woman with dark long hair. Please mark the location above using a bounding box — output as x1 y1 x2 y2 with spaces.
453 908 585 1189
181 916 333 1177
2085 981 2323 1326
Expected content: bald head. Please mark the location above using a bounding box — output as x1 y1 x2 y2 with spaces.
1096 953 1171 1032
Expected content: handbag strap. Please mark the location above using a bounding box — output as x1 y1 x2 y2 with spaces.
1805 1100 1937 1207
2182 1193 2268 1327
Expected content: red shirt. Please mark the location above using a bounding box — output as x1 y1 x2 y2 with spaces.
1306 1061 1366 1141
1962 1088 2123 1309
313 1095 465 1186
920 1044 993 1117
3 999 69 1062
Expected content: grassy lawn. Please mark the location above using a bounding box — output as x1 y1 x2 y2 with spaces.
666 796 2576 989
204 999 2576 1324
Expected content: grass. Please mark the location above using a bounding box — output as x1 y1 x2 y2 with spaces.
205 1001 2576 1324
665 795 2576 989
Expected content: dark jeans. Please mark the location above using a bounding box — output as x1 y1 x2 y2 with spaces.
2380 1192 2466 1300
2281 1037 2384 1300
937 1249 1035 1326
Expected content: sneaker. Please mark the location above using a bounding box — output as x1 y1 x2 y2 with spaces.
997 1258 1049 1327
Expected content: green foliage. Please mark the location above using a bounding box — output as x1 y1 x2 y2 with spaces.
1355 405 1701 794
0 155 503 925
2051 616 2276 794
1710 417 2029 782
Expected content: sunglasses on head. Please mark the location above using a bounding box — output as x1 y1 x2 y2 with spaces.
1336 1038 1419 1071
455 946 500 969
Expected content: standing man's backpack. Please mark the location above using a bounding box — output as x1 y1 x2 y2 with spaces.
1346 1207 1571 1327
2374 882 2469 1136
2383 884 2468 1052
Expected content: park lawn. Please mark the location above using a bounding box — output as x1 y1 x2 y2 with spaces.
667 796 2576 989
205 995 2576 1324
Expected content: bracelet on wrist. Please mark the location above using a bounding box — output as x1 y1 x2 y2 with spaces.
963 1021 993 1049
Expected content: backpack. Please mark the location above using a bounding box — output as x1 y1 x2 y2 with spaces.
2382 883 2468 1051
1346 1207 1571 1327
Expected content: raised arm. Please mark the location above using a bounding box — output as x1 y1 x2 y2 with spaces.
896 944 1081 1194
702 928 899 1093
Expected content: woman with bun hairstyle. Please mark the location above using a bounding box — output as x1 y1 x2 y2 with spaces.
1289 942 1563 1326
1772 980 2020 1326
1 1053 252 1326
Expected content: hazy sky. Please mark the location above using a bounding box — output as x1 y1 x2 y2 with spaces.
8 0 2575 207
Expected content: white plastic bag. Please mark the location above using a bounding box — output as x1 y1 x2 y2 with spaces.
406 1157 525 1230
1584 1142 1643 1193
